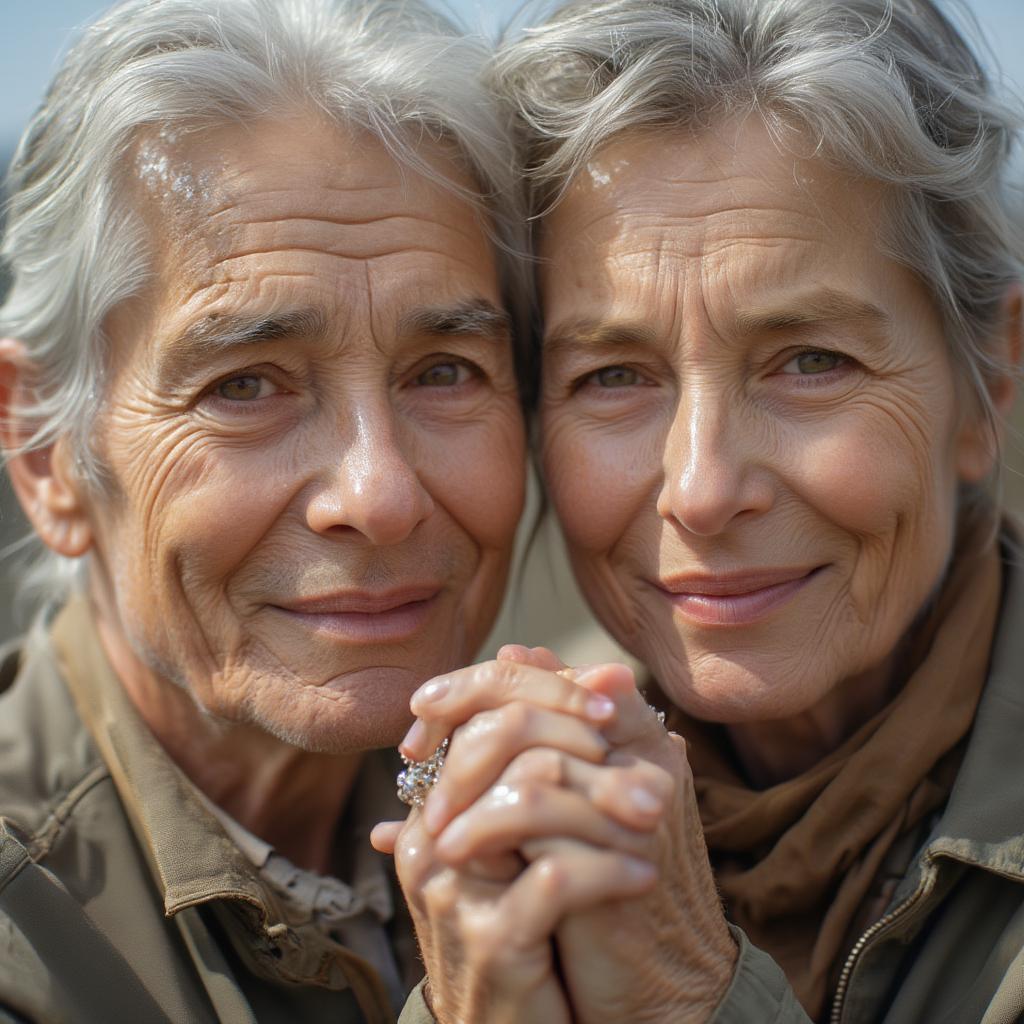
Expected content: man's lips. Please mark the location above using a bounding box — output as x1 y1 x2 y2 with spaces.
653 567 824 626
269 585 442 642
273 584 443 615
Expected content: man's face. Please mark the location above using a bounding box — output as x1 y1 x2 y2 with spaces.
85 115 525 753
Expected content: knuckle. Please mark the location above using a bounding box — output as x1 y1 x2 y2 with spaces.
515 778 547 811
533 857 568 897
421 870 460 917
461 912 505 967
507 746 562 784
471 658 520 700
495 700 533 743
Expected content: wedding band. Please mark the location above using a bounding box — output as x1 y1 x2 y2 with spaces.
396 738 449 808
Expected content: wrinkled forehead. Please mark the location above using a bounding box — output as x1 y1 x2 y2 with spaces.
125 113 487 268
541 118 888 261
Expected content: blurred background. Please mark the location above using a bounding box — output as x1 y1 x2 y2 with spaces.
0 0 1021 657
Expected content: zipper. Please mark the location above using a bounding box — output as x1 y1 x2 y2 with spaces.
829 867 936 1024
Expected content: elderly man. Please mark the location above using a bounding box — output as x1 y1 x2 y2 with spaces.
0 1 527 1021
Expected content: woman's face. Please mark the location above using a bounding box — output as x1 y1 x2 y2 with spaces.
539 119 993 724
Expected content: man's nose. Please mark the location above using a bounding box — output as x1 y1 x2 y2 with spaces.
305 406 434 546
656 386 774 537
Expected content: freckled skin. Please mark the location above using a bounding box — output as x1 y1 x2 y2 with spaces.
85 115 526 760
539 119 990 766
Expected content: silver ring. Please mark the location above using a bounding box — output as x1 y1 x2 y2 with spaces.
397 738 449 808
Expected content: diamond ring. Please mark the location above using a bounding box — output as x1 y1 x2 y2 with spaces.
396 738 450 808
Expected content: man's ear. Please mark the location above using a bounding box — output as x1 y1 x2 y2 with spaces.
0 338 93 558
956 284 1022 484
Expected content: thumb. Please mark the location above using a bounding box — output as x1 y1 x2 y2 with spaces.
370 820 404 855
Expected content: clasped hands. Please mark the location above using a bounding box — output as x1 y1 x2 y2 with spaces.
372 647 738 1024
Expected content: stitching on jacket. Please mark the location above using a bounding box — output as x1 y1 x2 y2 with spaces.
27 764 111 860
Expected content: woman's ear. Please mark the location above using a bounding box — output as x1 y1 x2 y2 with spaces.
955 284 1023 484
0 338 93 558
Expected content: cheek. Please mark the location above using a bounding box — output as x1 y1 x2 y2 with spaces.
785 399 957 544
541 407 660 554
98 426 302 604
419 403 527 552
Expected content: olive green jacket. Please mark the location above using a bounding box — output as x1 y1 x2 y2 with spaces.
0 598 425 1024
707 545 1024 1024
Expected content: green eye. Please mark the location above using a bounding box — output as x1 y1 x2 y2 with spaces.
417 363 467 387
790 351 844 374
217 375 264 400
593 366 639 387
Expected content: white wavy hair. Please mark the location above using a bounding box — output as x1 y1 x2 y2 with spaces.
0 0 529 602
495 0 1023 438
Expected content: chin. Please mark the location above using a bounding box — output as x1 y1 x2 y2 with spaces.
659 655 832 726
228 668 421 754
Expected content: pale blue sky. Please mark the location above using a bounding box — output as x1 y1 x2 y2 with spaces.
1 0 1021 153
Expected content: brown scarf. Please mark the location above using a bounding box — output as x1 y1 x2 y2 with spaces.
662 525 1002 1020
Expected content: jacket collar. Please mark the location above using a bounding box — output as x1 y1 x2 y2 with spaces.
51 595 274 916
918 532 1024 881
50 594 404 923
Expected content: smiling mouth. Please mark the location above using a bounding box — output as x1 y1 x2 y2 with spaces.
655 567 824 627
270 585 442 643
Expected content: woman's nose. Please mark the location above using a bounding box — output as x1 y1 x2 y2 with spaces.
305 407 434 546
656 390 774 537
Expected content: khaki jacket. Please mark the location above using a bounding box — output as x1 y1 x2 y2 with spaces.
0 598 425 1024
711 546 1024 1024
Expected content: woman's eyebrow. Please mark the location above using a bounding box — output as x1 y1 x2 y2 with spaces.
544 318 657 351
733 290 891 334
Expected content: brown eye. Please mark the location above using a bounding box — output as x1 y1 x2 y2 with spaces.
217 375 265 400
593 366 639 387
788 351 844 375
417 362 468 387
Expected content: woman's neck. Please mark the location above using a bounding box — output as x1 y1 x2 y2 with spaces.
725 656 900 788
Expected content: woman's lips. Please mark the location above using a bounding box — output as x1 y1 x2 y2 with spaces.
655 567 823 627
270 586 441 643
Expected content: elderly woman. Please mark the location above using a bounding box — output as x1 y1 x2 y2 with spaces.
379 0 1024 1022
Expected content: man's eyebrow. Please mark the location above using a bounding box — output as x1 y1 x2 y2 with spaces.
734 290 890 334
399 299 512 341
544 318 658 351
170 308 330 360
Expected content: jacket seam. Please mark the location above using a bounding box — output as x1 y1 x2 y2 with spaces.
19 763 111 861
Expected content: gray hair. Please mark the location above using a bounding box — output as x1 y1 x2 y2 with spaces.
495 0 1023 427
1 0 530 602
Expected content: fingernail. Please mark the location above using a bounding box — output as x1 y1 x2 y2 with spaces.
423 792 451 837
411 677 450 710
628 787 663 814
585 694 616 720
399 718 427 754
624 857 657 883
569 663 601 682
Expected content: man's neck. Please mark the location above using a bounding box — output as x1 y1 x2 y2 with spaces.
93 606 363 875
